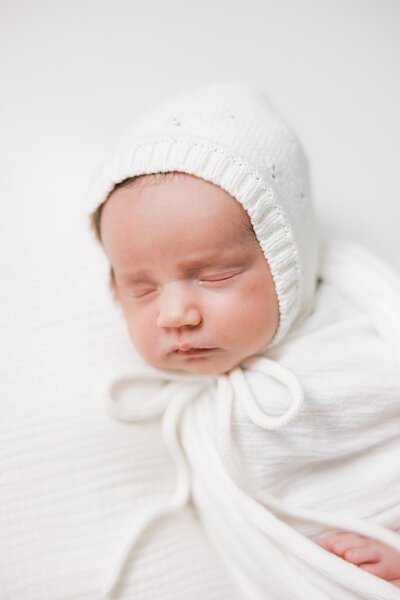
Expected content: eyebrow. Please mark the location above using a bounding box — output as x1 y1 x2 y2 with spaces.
177 243 254 269
175 256 234 271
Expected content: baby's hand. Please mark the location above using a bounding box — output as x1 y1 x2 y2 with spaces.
314 531 400 588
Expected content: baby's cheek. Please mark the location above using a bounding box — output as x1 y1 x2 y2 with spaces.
210 294 243 330
212 295 256 343
125 312 154 352
237 293 278 344
247 275 278 319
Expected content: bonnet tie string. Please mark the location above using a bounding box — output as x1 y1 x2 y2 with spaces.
232 355 304 429
216 356 304 483
102 356 304 598
103 373 211 598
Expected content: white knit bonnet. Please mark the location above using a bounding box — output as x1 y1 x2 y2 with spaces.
89 82 319 346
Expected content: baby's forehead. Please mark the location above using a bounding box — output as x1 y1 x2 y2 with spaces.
105 171 256 244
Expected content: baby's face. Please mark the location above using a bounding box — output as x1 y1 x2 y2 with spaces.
100 173 279 375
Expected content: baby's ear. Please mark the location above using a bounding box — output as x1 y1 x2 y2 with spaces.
88 209 102 243
109 267 119 304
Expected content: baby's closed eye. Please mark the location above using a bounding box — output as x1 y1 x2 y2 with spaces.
129 286 157 298
199 271 241 283
117 280 158 299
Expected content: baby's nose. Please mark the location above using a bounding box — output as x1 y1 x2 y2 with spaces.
156 283 202 328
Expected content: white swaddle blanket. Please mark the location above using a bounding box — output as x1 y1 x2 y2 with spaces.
103 241 400 600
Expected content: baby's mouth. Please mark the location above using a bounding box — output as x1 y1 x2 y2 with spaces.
172 343 216 356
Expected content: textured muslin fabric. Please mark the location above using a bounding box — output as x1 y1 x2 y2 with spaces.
103 241 400 599
88 82 319 346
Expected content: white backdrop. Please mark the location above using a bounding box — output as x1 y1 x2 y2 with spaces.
1 2 400 598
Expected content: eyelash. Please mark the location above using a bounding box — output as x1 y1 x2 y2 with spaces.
126 273 239 299
199 273 238 283
129 288 157 299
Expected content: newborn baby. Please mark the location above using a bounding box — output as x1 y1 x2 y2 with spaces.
89 83 400 598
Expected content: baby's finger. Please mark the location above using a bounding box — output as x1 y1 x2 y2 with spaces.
360 562 392 579
360 563 381 577
315 532 367 556
343 547 380 565
314 537 334 551
314 532 354 549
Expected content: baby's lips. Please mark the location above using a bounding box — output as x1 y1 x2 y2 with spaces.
175 343 193 352
172 342 211 352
